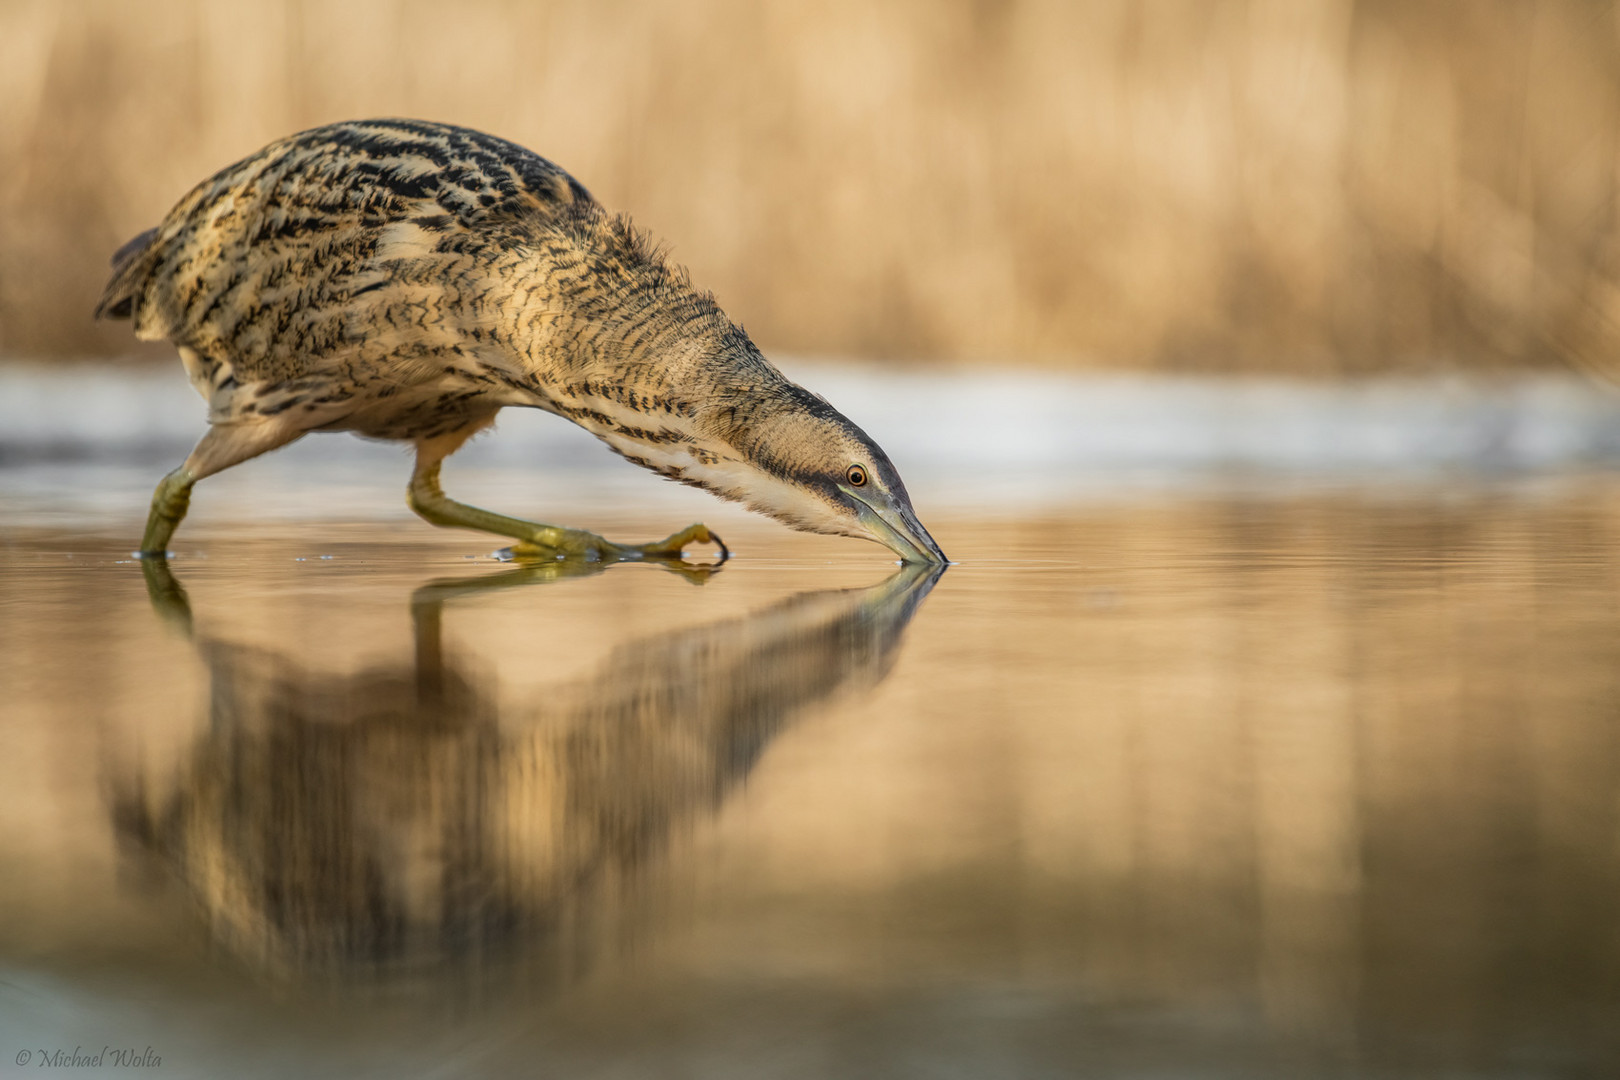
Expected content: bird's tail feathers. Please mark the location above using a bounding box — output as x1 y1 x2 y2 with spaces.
94 226 161 320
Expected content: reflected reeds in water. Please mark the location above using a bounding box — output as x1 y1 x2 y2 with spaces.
110 559 940 990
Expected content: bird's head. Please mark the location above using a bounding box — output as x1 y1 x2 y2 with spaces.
698 383 948 565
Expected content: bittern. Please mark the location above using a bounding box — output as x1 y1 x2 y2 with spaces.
97 119 946 565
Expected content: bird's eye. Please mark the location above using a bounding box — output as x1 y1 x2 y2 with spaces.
846 464 868 487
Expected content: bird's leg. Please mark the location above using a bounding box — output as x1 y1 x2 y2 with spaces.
407 446 725 563
141 466 196 556
139 421 303 556
406 458 595 549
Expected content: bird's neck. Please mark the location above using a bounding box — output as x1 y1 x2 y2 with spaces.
505 225 798 428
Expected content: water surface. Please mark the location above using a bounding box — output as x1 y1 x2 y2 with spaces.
5 478 1620 1077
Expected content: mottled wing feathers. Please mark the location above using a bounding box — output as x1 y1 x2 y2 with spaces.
95 119 595 384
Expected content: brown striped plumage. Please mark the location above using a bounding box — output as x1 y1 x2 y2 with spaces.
99 119 945 564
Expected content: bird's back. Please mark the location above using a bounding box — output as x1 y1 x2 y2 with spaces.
97 119 601 421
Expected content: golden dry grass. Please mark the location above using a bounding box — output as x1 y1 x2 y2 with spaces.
3 0 1619 372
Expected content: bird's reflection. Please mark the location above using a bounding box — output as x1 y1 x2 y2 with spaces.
113 559 940 991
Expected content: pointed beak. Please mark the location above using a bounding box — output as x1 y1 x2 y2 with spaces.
844 487 949 565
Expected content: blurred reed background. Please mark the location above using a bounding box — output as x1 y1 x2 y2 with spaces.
2 0 1619 373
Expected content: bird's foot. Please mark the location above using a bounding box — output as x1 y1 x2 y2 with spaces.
629 523 729 561
500 523 727 580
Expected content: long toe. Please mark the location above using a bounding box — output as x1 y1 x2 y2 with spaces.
638 523 727 561
506 525 622 562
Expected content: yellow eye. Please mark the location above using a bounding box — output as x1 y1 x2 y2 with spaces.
846 464 868 487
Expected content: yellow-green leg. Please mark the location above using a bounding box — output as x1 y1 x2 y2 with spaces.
138 421 303 557
141 466 196 556
406 445 726 563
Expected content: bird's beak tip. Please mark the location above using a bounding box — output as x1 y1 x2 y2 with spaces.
854 494 946 567
902 535 949 567
904 515 948 567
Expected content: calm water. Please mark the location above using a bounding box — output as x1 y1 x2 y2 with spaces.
5 476 1620 1078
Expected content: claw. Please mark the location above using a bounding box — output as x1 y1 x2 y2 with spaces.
637 523 728 562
